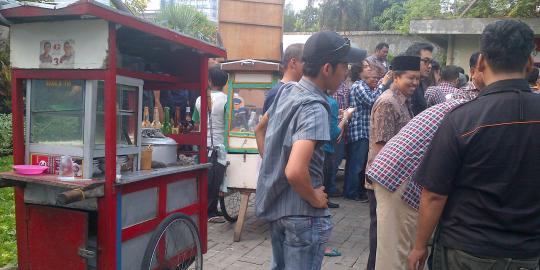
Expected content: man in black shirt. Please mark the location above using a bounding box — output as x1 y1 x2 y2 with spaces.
404 43 434 116
408 20 540 270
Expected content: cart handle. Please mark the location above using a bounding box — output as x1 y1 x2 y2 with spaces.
56 189 86 205
56 183 103 205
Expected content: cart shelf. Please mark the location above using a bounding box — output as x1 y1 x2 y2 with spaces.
0 171 104 190
117 163 211 185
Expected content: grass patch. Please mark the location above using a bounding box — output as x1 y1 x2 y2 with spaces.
0 155 16 267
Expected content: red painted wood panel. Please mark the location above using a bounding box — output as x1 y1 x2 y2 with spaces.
98 22 118 270
27 205 88 270
198 56 209 253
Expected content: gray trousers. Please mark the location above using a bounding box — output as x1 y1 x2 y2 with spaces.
433 245 539 270
366 189 376 270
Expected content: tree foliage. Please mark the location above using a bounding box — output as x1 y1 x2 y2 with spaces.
124 0 150 15
285 0 407 32
154 4 217 43
374 0 540 32
0 39 10 114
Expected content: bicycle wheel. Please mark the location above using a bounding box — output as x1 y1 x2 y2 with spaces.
141 213 202 270
219 188 241 222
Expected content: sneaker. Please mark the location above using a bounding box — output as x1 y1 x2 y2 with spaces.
208 216 226 223
327 201 340 208
357 195 369 203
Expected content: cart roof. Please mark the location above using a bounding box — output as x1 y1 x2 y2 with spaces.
0 0 226 58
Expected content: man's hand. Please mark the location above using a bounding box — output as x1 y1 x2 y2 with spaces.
310 186 328 208
408 246 428 270
382 71 393 86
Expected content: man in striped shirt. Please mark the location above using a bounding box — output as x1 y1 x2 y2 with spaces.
255 31 366 270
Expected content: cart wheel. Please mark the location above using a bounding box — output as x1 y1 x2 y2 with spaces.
141 213 202 270
219 188 241 222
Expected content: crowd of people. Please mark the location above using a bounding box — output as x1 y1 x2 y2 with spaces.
253 19 540 270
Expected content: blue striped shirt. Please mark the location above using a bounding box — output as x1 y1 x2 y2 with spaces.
256 78 331 221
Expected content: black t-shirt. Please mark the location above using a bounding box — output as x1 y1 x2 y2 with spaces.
411 79 429 116
262 81 284 114
415 79 540 259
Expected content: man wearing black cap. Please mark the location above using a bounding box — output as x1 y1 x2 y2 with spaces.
255 31 366 270
366 55 420 270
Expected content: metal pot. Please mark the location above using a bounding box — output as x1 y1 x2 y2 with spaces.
141 137 178 164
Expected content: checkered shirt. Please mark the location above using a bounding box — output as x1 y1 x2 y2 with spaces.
366 99 469 210
333 82 350 112
454 82 480 101
424 82 460 107
348 80 384 142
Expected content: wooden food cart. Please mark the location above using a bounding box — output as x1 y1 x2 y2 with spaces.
220 59 280 241
0 1 225 269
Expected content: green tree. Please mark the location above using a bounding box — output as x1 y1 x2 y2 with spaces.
374 2 407 31
284 3 297 32
374 0 540 33
124 0 150 15
154 4 217 43
318 0 405 31
294 5 320 32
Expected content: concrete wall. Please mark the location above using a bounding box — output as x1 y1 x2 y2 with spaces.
451 35 480 71
284 31 445 61
411 18 540 35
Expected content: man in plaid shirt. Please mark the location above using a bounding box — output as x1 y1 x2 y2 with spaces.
365 66 483 269
345 70 384 201
424 65 461 107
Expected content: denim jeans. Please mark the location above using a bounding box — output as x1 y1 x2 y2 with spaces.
344 139 369 198
270 216 333 270
330 141 346 192
323 152 338 194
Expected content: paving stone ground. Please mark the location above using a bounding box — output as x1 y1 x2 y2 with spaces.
204 173 371 270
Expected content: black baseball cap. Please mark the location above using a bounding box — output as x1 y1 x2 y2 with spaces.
302 31 367 64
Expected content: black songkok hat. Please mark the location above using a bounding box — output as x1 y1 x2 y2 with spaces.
390 56 421 71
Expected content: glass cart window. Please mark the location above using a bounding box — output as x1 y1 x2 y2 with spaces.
95 81 139 147
230 88 266 135
29 79 85 146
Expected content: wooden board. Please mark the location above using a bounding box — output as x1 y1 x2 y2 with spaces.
219 24 282 61
219 0 283 27
225 154 260 189
0 172 104 190
27 205 89 269
219 0 284 61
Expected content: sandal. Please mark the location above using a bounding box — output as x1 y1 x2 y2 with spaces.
208 216 226 223
324 247 341 257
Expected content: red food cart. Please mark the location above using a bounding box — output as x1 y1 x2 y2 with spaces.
0 1 226 269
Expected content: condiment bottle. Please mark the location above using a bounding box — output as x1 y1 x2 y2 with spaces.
151 107 161 129
161 107 172 134
142 106 151 128
184 101 194 132
171 106 181 134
